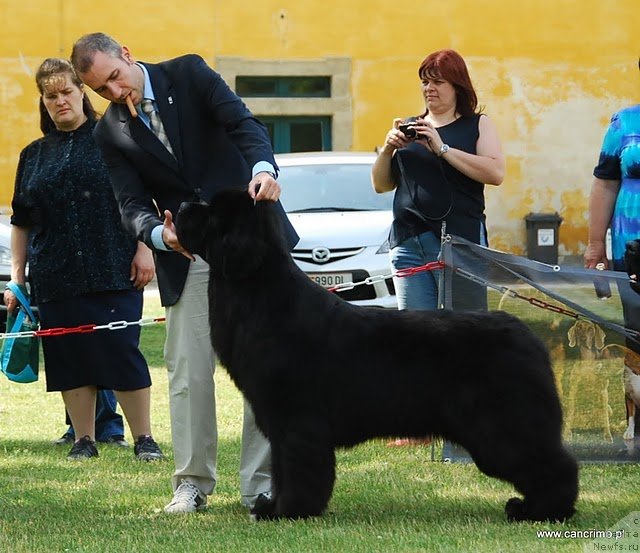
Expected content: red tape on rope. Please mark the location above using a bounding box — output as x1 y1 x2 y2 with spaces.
36 324 96 337
394 261 445 278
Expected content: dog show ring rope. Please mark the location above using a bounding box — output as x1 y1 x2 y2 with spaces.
0 316 166 341
0 262 448 341
1 233 635 342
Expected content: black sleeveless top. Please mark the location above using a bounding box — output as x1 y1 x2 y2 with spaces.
389 114 486 248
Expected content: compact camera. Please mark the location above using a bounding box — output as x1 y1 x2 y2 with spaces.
398 121 422 140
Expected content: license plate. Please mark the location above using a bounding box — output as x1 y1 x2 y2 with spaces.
307 273 352 288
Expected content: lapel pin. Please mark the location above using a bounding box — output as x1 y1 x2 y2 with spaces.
168 96 173 105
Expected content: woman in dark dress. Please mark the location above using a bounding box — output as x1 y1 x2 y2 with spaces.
3 58 163 461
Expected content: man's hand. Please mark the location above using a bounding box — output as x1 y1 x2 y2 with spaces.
248 171 281 202
162 210 195 261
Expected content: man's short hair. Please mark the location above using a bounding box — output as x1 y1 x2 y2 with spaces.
71 32 123 74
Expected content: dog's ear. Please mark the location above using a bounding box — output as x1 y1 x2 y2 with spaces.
624 239 640 264
209 189 270 278
594 324 606 351
175 202 212 257
567 322 577 348
255 199 288 253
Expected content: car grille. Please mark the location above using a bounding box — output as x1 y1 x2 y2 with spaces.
290 248 396 302
292 247 365 265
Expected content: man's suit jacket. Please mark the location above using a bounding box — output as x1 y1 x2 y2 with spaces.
94 54 298 306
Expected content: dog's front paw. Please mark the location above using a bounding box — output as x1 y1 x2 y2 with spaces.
622 426 635 441
505 497 526 522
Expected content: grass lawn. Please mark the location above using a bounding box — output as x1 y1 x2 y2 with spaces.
0 293 638 552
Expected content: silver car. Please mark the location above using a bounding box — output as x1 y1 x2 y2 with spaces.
276 152 397 309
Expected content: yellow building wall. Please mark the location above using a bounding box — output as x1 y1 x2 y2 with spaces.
1 0 638 258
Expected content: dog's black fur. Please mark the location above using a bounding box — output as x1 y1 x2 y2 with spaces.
625 240 640 294
175 189 578 522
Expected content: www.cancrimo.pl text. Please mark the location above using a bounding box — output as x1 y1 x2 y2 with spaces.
536 528 637 542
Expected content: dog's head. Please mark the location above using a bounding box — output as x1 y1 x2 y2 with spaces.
175 188 286 279
624 240 640 294
567 319 605 351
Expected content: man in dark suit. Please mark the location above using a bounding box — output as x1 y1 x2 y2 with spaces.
71 33 297 514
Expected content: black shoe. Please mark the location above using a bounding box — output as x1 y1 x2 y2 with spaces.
253 492 274 510
134 435 164 461
250 492 276 520
67 436 99 460
101 435 130 448
54 432 74 446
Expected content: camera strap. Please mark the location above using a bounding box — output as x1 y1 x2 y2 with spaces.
396 150 454 223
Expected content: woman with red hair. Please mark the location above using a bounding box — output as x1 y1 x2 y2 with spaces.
372 49 504 311
372 49 504 446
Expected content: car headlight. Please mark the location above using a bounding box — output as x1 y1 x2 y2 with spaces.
376 240 390 255
0 245 12 266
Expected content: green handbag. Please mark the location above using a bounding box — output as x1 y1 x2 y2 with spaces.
1 282 39 384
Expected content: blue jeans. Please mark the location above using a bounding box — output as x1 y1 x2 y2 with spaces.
390 231 443 311
390 228 488 312
65 389 125 441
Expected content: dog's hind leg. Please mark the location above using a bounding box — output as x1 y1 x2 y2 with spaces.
503 446 578 523
465 433 578 523
562 368 578 441
601 379 613 443
623 394 636 440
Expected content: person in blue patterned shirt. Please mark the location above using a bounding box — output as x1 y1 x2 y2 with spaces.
584 57 640 438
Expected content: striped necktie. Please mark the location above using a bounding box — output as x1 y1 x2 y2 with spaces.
140 99 174 156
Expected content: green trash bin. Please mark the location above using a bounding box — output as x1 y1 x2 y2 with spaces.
524 212 563 265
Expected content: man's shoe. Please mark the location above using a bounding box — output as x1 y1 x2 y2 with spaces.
252 492 273 509
67 436 99 460
54 432 74 446
242 491 273 509
134 435 164 461
164 480 207 514
101 435 130 448
250 492 275 520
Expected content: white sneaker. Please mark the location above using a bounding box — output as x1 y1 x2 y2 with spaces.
163 480 207 514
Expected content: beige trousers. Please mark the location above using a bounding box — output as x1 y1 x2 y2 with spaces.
164 256 271 501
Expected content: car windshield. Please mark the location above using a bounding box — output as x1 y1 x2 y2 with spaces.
278 163 394 213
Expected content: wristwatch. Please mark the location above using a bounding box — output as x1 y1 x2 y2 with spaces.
438 143 450 157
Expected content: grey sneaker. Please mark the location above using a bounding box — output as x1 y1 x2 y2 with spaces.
67 436 99 460
164 480 207 514
134 435 164 461
101 435 130 448
54 432 74 446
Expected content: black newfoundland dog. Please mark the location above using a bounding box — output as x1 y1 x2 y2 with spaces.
625 240 640 294
175 189 578 522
